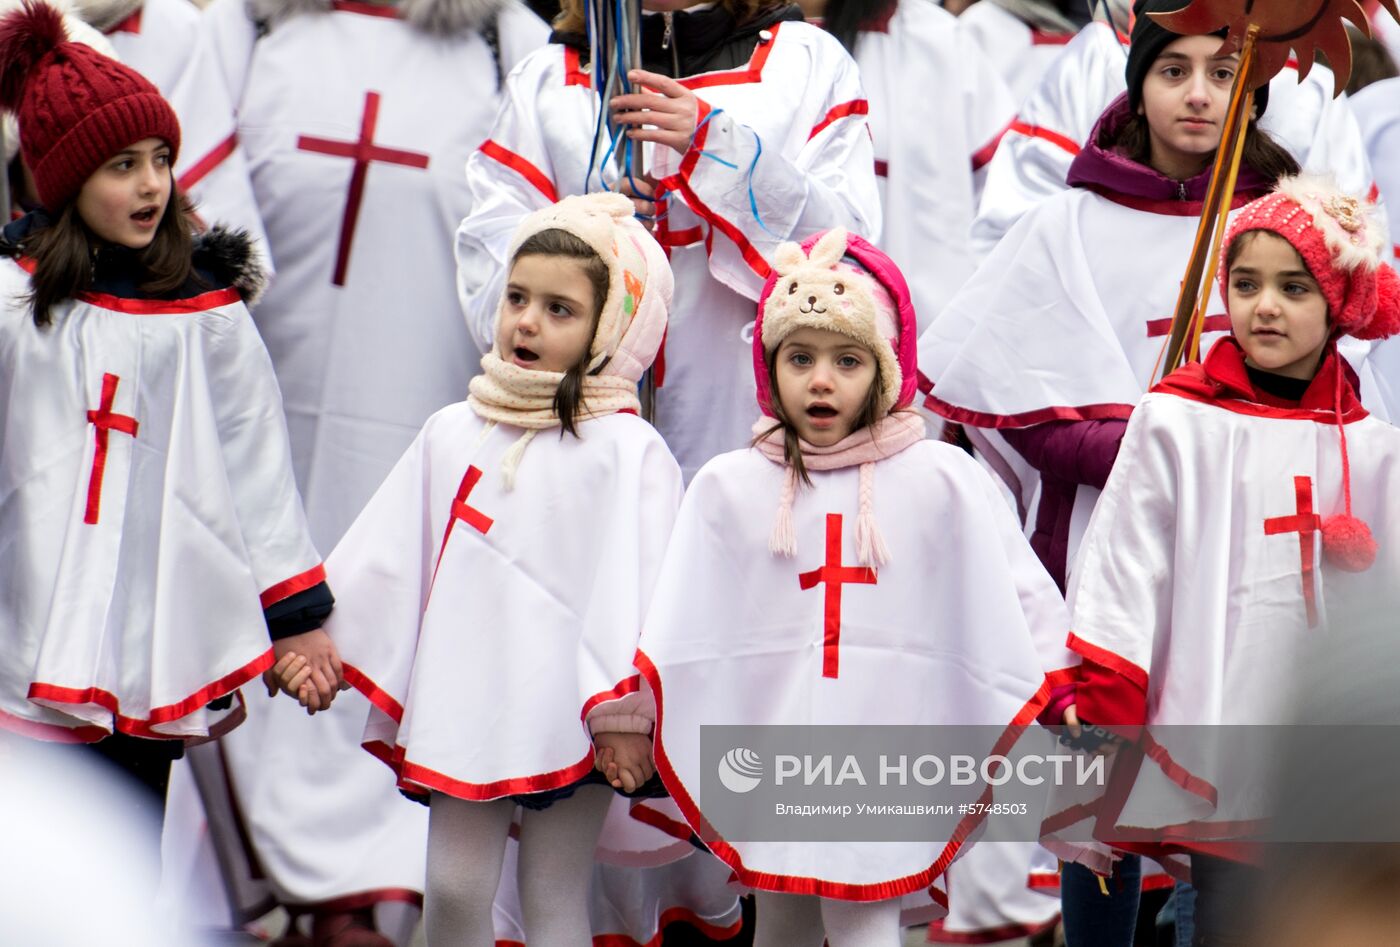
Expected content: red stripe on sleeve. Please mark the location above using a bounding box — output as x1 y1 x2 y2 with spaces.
807 99 869 142
1008 119 1081 157
177 133 239 192
479 140 558 203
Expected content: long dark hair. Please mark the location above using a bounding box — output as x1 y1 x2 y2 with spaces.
821 0 897 53
510 228 611 437
22 178 197 327
1105 107 1301 184
755 339 885 486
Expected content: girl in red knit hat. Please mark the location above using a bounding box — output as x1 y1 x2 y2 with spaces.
0 0 336 793
1053 175 1400 946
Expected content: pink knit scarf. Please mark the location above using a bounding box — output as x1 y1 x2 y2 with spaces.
751 410 926 566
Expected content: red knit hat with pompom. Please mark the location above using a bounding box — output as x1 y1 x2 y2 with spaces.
1223 176 1400 575
0 0 180 211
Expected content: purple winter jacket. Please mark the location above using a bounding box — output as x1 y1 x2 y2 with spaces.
1004 95 1276 590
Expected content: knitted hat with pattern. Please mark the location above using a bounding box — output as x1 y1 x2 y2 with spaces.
0 0 180 210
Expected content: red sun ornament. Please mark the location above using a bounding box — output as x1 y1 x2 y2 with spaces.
1150 0 1400 96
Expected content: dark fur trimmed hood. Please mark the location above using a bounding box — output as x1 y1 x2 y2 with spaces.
193 227 267 305
247 0 507 36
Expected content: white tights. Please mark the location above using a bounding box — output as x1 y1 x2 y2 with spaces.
423 785 612 947
752 891 904 947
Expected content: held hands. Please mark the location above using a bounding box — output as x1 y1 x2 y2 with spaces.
594 731 655 793
610 69 700 157
612 174 659 232
263 629 347 716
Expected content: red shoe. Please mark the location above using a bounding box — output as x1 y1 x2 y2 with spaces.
311 907 395 947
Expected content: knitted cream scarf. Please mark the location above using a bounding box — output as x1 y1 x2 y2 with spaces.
467 352 641 487
752 410 926 567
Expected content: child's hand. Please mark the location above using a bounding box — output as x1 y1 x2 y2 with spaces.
593 732 654 793
263 651 312 698
611 174 658 231
270 630 345 715
610 70 701 156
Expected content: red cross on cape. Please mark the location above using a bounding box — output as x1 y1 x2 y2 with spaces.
84 373 139 525
1264 475 1322 627
798 513 877 679
296 90 431 287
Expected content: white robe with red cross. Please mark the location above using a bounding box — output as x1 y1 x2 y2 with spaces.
455 22 880 483
971 21 1382 258
919 185 1388 557
852 0 1016 329
326 404 683 800
159 0 548 911
636 441 1075 897
1054 375 1400 848
0 258 322 742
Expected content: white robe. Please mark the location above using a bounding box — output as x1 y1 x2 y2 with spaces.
327 405 682 795
1058 366 1400 845
637 442 1074 895
160 0 548 909
1351 78 1400 421
102 0 199 95
854 0 1015 327
920 185 1388 552
455 23 880 482
971 21 1381 258
0 258 321 741
955 1 1075 104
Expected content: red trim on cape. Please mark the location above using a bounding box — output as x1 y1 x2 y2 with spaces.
1066 633 1148 692
1089 185 1266 217
808 99 869 141
1142 872 1176 891
296 888 424 912
25 647 275 737
177 133 239 192
14 257 244 312
971 120 1014 172
342 662 405 723
0 705 110 743
678 23 782 90
331 0 400 17
580 674 642 723
480 140 559 203
1006 120 1081 157
398 751 597 801
874 159 889 178
629 799 695 841
259 563 327 608
667 175 773 279
926 916 1060 944
636 649 1079 900
1152 338 1369 424
110 9 142 33
342 662 607 800
1368 182 1381 203
923 388 1134 430
1027 871 1059 890
1029 29 1073 45
563 46 591 87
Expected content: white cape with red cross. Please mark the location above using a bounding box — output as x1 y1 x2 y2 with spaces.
324 402 683 801
0 258 323 741
636 441 1076 897
1049 386 1400 852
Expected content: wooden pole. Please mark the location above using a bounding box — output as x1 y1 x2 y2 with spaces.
1158 25 1261 378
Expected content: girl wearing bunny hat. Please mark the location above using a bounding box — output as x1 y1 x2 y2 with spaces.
285 193 686 945
1055 176 1400 944
634 228 1076 945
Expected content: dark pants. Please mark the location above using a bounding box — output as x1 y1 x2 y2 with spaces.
87 731 182 807
1189 855 1258 947
1062 855 1142 947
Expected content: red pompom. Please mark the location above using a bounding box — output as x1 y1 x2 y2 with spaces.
1321 514 1378 572
0 0 66 113
1360 263 1400 342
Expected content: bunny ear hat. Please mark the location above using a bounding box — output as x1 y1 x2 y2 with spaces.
753 227 918 418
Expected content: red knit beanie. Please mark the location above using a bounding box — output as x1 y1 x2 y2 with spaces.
0 0 180 211
1221 175 1400 342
